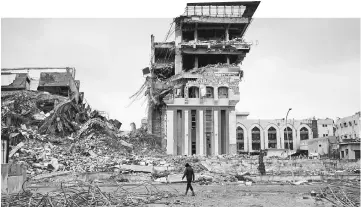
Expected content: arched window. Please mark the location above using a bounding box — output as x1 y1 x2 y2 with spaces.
218 87 228 98
300 127 309 140
205 87 214 98
268 127 277 149
236 126 244 151
251 127 261 150
188 86 199 98
284 127 293 150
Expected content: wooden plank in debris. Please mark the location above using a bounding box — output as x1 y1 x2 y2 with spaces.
8 142 24 158
120 165 153 173
32 171 71 180
119 140 133 148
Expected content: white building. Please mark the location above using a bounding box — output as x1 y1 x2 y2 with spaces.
236 113 336 153
335 112 361 141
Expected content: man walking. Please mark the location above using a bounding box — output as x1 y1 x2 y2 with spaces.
182 163 195 196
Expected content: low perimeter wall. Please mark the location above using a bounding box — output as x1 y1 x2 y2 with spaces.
1 163 27 195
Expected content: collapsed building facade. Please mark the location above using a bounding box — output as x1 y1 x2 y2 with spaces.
1 67 83 104
144 2 260 155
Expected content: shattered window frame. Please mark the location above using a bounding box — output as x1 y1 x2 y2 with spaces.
218 86 229 99
188 86 200 98
300 127 309 140
205 86 214 98
236 126 244 141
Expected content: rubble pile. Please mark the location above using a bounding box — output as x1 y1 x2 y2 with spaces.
2 90 166 177
1 180 176 207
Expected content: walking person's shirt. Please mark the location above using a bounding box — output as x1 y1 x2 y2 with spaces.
182 166 195 181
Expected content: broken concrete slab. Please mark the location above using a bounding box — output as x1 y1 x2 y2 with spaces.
153 166 175 172
155 177 168 183
120 165 153 173
32 171 71 180
167 174 187 183
9 142 24 158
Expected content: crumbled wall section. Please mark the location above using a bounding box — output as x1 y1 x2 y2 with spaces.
151 106 167 138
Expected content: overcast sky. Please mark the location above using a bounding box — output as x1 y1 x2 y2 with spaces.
1 17 360 129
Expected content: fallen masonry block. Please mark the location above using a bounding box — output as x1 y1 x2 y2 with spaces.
32 171 71 180
155 177 167 183
9 142 25 158
153 166 175 172
167 174 186 183
120 165 153 173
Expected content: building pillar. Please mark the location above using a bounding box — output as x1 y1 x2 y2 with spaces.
175 22 183 74
175 49 183 74
194 23 198 42
166 110 174 155
264 130 269 149
260 129 265 150
229 110 237 154
184 110 189 155
214 110 219 155
195 56 199 68
226 56 230 64
199 110 204 155
277 129 281 149
243 126 249 152
225 24 229 41
248 129 253 151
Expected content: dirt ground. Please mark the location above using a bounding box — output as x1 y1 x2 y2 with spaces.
28 182 337 207
151 183 335 207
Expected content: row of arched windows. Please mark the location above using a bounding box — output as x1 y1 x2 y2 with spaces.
188 86 229 98
236 126 310 151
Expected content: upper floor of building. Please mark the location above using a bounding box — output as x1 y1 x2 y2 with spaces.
335 112 361 141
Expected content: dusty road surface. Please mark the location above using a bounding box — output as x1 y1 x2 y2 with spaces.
28 182 336 207
149 183 335 207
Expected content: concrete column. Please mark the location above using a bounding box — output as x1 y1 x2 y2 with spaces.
175 22 183 74
260 129 265 150
199 110 204 155
229 110 237 154
296 129 301 150
194 23 198 42
195 56 199 69
248 129 253 151
264 130 269 149
184 110 189 155
277 130 281 149
225 25 229 41
243 126 249 152
175 49 183 74
280 126 285 149
226 56 230 64
166 110 174 155
214 110 219 155
175 22 182 45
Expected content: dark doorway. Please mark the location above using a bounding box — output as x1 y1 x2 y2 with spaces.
220 110 226 154
205 110 213 156
191 110 197 155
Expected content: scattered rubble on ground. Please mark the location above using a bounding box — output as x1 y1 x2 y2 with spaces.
1 180 177 207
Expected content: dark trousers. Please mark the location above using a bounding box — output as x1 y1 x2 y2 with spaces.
186 180 193 192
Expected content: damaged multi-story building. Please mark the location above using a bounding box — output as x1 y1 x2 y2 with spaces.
142 1 260 155
1 67 83 104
